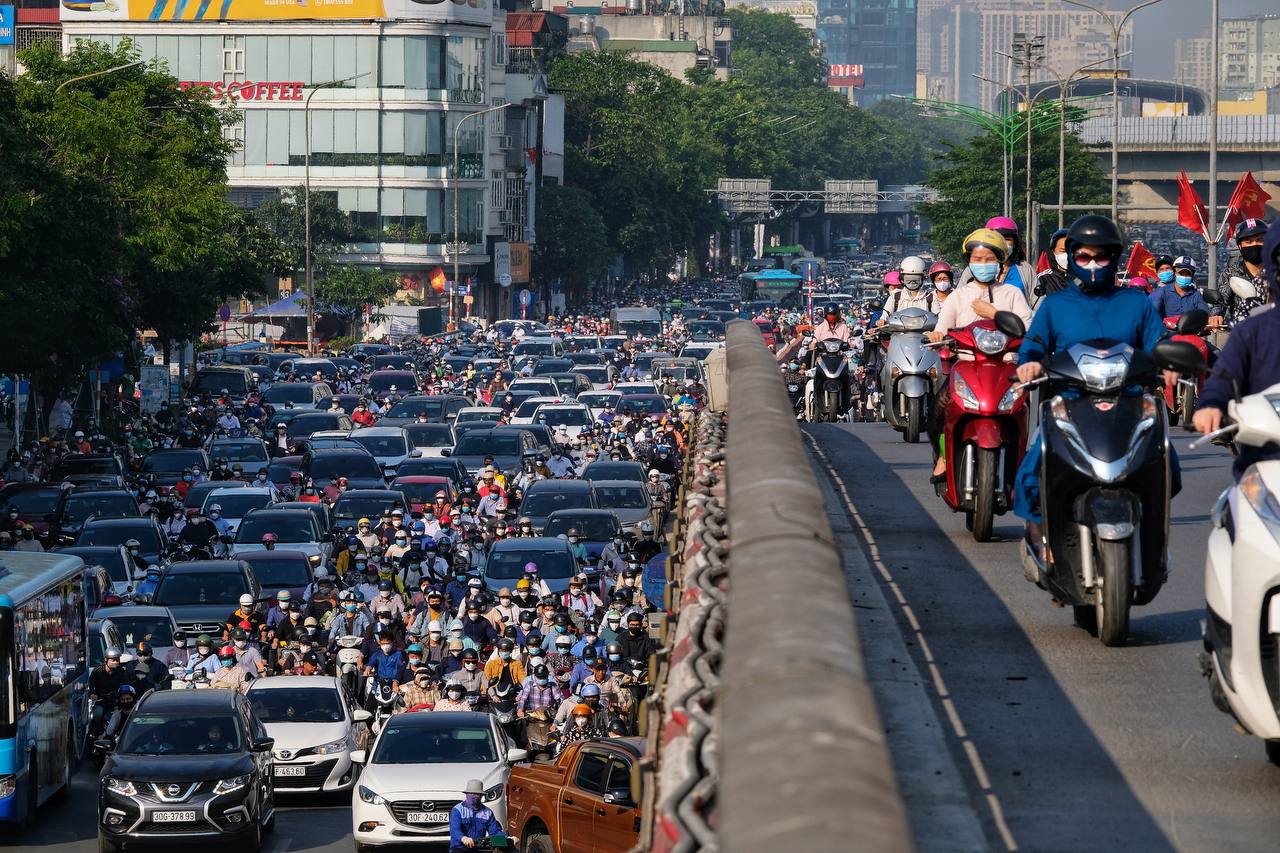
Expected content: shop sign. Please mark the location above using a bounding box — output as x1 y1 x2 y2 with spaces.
179 80 305 101
510 243 530 284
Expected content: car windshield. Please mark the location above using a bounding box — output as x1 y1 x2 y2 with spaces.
514 399 552 419
249 687 344 724
619 398 668 414
456 410 501 424
186 482 246 509
268 461 301 483
594 485 648 509
52 457 119 476
616 384 656 396
404 424 454 447
76 524 161 551
544 515 619 540
334 496 402 520
62 495 137 523
307 454 383 481
454 434 521 456
578 394 620 409
369 374 414 393
619 320 662 337
154 571 248 605
119 713 243 755
236 515 316 543
265 385 319 404
350 434 408 457
372 722 498 764
536 408 591 427
111 616 175 647
210 442 268 464
63 549 129 583
391 481 447 504
576 367 610 383
488 547 575 579
191 372 248 394
142 451 205 473
246 556 311 587
204 492 275 518
514 341 555 355
522 490 592 517
384 399 444 419
288 415 343 437
292 361 337 378
397 459 461 481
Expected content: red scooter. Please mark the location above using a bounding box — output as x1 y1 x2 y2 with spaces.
934 315 1029 542
1161 309 1212 430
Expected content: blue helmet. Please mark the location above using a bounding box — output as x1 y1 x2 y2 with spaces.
580 683 602 699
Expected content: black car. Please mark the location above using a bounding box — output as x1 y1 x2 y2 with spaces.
50 489 140 544
97 689 275 852
74 516 166 568
140 448 212 488
443 428 540 477
144 559 262 637
300 447 387 490
393 456 468 489
47 453 127 489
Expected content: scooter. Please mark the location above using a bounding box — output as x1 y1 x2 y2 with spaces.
335 635 363 699
1196 381 1280 763
489 682 522 746
875 308 941 443
933 315 1029 542
804 337 854 423
1161 310 1213 430
1019 331 1207 645
368 677 401 734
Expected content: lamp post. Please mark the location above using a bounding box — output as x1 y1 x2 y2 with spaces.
1207 0 1220 293
1063 0 1165 221
54 60 145 93
974 74 1053 225
305 71 371 355
1005 33 1045 234
451 103 508 331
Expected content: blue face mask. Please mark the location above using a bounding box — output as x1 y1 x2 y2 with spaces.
344 604 357 613
1157 269 1175 284
1175 275 1195 289
536 677 549 686
970 262 1000 283
499 651 512 661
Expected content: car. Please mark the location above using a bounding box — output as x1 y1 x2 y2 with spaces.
505 738 642 853
367 370 419 401
183 479 251 518
238 551 315 605
483 537 580 595
650 357 705 384
564 351 605 366
679 341 725 361
188 365 257 403
88 614 124 667
565 334 603 351
143 558 262 637
543 509 622 562
686 319 725 340
530 358 576 377
530 403 594 440
202 486 281 537
508 378 560 399
350 343 394 359
540 372 592 398
285 411 355 444
389 476 459 514
140 448 211 488
97 689 276 853
443 428 540 478
615 394 670 418
273 501 334 541
369 354 417 372
580 460 647 485
247 676 370 794
350 711 526 849
346 426 413 477
58 545 135 601
577 391 624 419
494 424 554 458
402 423 456 458
393 456 468 489
586 480 652 534
75 516 166 567
454 406 503 425
570 365 619 391
280 357 339 380
519 480 597 533
332 489 411 528
510 395 563 426
512 336 565 358
50 488 140 545
231 508 331 569
47 453 127 489
613 381 659 397
301 447 387 490
262 382 335 411
377 395 472 427
92 604 180 663
207 437 271 468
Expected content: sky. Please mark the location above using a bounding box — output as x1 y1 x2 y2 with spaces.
1128 0 1276 78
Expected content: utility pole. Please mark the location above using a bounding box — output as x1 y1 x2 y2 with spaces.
1009 33 1045 235
1207 0 1219 290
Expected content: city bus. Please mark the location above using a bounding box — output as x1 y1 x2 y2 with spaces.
0 552 90 828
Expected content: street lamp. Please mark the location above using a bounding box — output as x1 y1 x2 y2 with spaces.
451 102 508 331
54 60 145 93
1004 33 1045 236
304 71 371 355
1063 0 1166 221
974 74 1054 221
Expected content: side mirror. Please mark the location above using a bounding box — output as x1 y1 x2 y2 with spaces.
250 736 274 753
1228 275 1259 300
352 709 372 723
993 310 1026 339
1201 287 1221 306
349 749 367 764
95 737 116 753
1152 339 1207 375
1175 308 1209 336
439 448 451 456
506 747 528 763
602 789 635 808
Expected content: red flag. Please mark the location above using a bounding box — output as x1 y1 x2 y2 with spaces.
527 147 539 165
1222 171 1272 239
1035 251 1051 274
1124 241 1157 280
428 266 447 295
1177 170 1209 238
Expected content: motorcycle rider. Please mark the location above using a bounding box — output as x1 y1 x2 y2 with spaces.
1149 256 1210 319
184 634 221 678
928 261 955 307
971 217 1038 307
876 262 933 323
209 644 252 693
89 648 129 718
399 666 442 711
1213 217 1272 327
1036 229 1072 297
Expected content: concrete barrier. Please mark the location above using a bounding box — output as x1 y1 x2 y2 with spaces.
719 319 912 853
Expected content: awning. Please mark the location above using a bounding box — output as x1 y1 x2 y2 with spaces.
506 12 547 47
242 291 308 319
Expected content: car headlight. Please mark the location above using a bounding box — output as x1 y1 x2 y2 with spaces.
952 374 980 410
483 783 504 803
1240 467 1280 547
1076 354 1128 392
309 553 323 566
213 774 251 795
973 328 1008 355
358 784 386 805
313 737 350 756
105 777 138 796
997 383 1021 412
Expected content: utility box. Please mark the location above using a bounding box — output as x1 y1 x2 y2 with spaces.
417 307 444 336
704 348 729 412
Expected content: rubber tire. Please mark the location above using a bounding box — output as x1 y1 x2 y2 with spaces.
20 755 38 832
1096 538 1133 647
1265 741 1280 767
524 831 557 853
970 447 997 542
904 397 923 444
824 390 840 422
1073 604 1098 633
1180 385 1197 431
98 833 122 853
263 807 275 834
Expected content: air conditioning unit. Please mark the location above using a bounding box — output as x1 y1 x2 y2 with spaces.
499 134 514 151
496 210 512 225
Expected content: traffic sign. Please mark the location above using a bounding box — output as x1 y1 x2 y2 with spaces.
519 289 532 307
499 273 513 288
463 295 475 306
218 303 232 321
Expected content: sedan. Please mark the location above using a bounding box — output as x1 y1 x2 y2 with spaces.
247 676 370 794
590 479 654 533
239 550 315 602
519 480 596 532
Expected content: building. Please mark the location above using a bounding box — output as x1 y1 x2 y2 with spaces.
1220 15 1280 98
725 0 815 32
561 9 733 80
1174 35 1212 97
60 0 565 322
816 0 914 106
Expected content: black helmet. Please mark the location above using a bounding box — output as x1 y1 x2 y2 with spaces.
533 664 550 678
606 642 623 657
1064 214 1124 255
822 302 840 318
460 648 479 662
497 637 515 652
606 719 628 735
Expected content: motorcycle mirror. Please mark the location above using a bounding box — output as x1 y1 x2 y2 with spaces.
992 311 1026 339
1228 275 1258 300
1175 308 1209 336
1152 339 1207 375
1201 287 1221 306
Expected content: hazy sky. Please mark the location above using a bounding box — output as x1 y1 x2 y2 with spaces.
1128 0 1276 78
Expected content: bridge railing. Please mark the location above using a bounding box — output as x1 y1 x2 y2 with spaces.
1077 114 1280 147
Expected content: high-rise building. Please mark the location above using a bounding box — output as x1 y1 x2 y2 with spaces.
816 0 915 105
1173 35 1212 98
1220 15 1280 96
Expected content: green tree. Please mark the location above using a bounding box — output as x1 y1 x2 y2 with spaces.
723 8 825 91
534 184 611 304
251 185 356 278
312 263 401 334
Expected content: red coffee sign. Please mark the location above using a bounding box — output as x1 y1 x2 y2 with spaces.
179 81 306 101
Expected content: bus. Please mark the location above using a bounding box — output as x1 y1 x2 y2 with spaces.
0 552 90 828
609 307 663 339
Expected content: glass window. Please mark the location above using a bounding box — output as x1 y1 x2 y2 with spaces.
155 35 179 75
427 36 445 90
334 110 356 154
311 110 334 154
244 111 268 165
290 35 312 83
246 35 267 79
177 36 201 80
356 110 378 154
382 36 405 87
382 111 405 153
200 35 222 80
266 110 289 165
333 36 357 82
406 112 427 155
404 34 427 89
266 36 290 81
15 580 85 713
313 35 335 84
355 36 377 86
289 109 306 156
573 751 610 794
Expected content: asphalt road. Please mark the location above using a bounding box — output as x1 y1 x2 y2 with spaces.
807 421 1280 853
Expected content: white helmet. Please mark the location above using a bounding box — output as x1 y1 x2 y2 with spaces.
239 593 254 608
899 256 927 291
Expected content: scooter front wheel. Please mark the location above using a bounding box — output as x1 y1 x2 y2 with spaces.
903 397 923 443
970 447 996 542
1096 538 1133 647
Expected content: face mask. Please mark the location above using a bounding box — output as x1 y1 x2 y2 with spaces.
175 639 186 648
568 537 578 544
970 262 1000 283
1175 275 1195 289
574 717 588 728
536 677 549 686
1053 252 1070 270
183 475 192 482
1157 269 1175 284
234 640 246 649
379 618 391 626
1068 253 1116 290
499 651 512 661
380 644 392 654
209 513 220 520
554 625 565 634
609 653 621 662
464 662 477 671
344 604 357 613
220 658 235 668
1240 244 1263 265
934 279 952 292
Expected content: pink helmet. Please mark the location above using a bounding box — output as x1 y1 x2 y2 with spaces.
1128 276 1150 290
927 261 952 279
985 216 1019 233
883 270 901 287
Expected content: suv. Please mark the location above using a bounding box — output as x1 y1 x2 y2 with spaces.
144 559 261 637
188 366 256 404
97 689 276 852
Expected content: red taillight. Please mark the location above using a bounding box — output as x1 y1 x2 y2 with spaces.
104 594 123 606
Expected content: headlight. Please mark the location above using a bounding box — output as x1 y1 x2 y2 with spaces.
1240 468 1280 547
358 784 386 805
483 783 504 803
313 737 350 756
309 553 323 566
105 778 138 796
997 383 1021 412
952 374 980 410
213 774 251 795
973 328 1008 355
1076 354 1128 392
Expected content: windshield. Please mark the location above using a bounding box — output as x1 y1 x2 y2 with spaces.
619 397 668 414
119 713 243 755
619 320 662 337
397 459 461 481
369 374 415 393
594 485 648 509
578 393 620 409
154 571 248 605
142 451 205 474
456 410 501 424
63 549 129 583
203 492 274 518
350 434 409 457
265 385 319 404
384 399 444 420
236 514 316 544
404 424 454 447
111 616 175 647
287 415 343 438
536 408 591 427
544 515 619 540
62 495 137 523
487 547 575 580
249 687 343 724
372 722 498 764
522 490 593 517
0 610 10 733
267 461 301 483
333 496 402 520
391 481 448 504
454 434 521 456
186 482 246 509
291 361 337 378
245 556 311 588
192 372 248 394
514 341 556 355
210 442 268 464
76 525 161 551
52 457 119 476
307 454 383 481
514 399 553 419
576 368 610 383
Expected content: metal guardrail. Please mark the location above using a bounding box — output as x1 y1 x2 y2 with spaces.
718 319 912 853
1076 114 1280 147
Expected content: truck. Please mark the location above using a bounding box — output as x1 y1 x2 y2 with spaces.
504 738 644 853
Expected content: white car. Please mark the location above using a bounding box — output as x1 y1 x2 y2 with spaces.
509 395 563 426
508 377 560 398
680 341 726 361
202 485 280 537
577 390 623 419
403 422 456 458
614 381 660 397
530 403 593 440
247 676 370 794
351 710 526 850
347 426 412 478
454 406 504 425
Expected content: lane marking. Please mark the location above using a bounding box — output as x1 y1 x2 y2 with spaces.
808 432 1020 851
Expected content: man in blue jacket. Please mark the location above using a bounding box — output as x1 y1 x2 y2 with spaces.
449 779 505 852
1012 215 1170 548
1194 218 1280 479
1148 256 1210 319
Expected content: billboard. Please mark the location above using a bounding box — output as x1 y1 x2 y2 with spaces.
510 242 530 284
0 6 12 46
61 0 491 25
828 63 864 88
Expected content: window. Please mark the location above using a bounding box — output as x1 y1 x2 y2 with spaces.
222 34 245 84
573 750 611 794
605 756 633 799
15 580 85 713
492 33 507 67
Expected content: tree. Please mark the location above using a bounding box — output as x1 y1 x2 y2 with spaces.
723 8 826 91
312 263 401 334
251 185 355 278
534 184 610 304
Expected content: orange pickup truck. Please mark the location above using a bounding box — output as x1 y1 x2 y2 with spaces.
505 737 644 853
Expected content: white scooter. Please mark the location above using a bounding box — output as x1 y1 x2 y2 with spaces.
1197 381 1280 763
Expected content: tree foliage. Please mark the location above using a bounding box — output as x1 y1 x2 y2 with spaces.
313 263 401 326
723 8 825 91
252 185 355 277
534 184 610 304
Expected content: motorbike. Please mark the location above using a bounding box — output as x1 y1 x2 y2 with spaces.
782 365 806 418
524 708 554 755
804 336 856 423
489 682 522 745
369 677 401 734
1160 310 1213 430
933 314 1029 542
874 308 941 443
1019 334 1207 645
335 635 363 699
1196 381 1280 763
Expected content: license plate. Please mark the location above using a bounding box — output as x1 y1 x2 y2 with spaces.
787 384 799 391
153 810 197 823
274 765 306 777
404 811 450 824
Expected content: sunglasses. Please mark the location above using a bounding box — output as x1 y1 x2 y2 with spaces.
1072 250 1114 265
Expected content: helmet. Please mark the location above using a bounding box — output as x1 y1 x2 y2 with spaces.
460 648 479 662
882 270 901 287
208 503 222 514
407 642 423 654
219 645 236 658
822 302 840 319
1173 255 1198 273
580 683 602 699
899 256 926 290
1236 218 1268 243
927 261 952 280
962 228 1009 262
118 684 137 697
572 703 593 718
124 538 141 549
239 593 253 608
1065 215 1125 290
985 215 1019 234
105 647 122 660
497 637 515 652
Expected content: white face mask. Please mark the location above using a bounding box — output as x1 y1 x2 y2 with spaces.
1054 252 1069 269
574 717 589 728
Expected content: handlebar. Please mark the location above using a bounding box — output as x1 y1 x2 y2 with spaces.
1188 422 1238 450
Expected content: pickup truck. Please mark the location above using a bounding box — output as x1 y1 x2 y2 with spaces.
505 737 643 853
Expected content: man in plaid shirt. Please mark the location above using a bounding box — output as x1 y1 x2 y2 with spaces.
516 664 560 717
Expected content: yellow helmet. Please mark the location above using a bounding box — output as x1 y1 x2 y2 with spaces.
962 228 1009 262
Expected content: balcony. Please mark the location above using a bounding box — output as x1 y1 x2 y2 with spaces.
506 48 543 75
